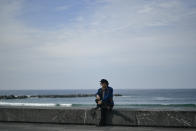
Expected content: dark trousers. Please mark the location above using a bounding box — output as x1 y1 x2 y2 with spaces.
95 100 113 126
99 105 113 126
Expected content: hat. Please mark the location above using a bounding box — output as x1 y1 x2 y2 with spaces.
100 79 109 85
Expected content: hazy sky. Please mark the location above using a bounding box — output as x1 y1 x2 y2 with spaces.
0 0 196 90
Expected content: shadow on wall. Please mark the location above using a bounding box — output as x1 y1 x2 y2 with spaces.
106 109 136 125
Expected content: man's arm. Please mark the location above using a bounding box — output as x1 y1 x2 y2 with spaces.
95 88 100 96
95 89 101 100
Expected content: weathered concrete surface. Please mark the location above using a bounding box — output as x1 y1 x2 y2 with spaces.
0 106 195 128
0 122 196 131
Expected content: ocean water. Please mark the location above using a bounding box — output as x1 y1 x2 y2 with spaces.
0 89 196 109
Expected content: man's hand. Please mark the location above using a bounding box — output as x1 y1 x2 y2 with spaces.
98 100 102 105
96 95 100 100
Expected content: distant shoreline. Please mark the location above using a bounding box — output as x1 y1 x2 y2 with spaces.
0 88 195 91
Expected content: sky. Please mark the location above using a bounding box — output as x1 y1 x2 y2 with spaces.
0 0 196 90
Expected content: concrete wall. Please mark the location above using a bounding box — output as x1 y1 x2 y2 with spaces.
0 106 195 127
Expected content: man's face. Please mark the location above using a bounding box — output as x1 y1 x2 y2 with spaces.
100 83 107 88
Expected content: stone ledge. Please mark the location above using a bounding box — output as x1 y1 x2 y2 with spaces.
0 106 195 127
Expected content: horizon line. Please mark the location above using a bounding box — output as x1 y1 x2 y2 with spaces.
0 88 195 91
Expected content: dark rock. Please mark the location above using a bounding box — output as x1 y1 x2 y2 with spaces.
0 94 122 100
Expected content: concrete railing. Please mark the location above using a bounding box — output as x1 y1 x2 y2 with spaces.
0 106 195 127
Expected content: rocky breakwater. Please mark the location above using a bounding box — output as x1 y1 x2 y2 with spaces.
0 94 122 100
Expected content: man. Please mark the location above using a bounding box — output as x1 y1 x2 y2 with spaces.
94 79 114 126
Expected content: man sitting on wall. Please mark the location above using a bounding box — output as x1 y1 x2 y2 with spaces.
94 79 114 126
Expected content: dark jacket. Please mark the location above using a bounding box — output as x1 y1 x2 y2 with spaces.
96 86 114 106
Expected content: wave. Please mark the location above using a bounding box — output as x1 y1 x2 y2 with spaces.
114 104 196 107
0 102 72 107
121 96 132 98
71 103 196 107
0 102 196 107
152 97 172 100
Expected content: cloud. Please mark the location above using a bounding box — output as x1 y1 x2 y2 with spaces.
0 0 196 89
55 5 70 11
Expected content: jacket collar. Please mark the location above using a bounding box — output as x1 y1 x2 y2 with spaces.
101 86 108 91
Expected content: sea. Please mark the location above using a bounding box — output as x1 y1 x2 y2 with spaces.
0 89 196 109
